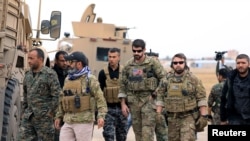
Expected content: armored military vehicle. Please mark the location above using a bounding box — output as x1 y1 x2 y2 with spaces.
57 3 133 77
0 0 61 140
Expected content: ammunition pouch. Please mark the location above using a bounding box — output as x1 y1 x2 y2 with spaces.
165 97 197 112
104 86 120 103
63 90 74 96
127 77 158 91
62 95 91 113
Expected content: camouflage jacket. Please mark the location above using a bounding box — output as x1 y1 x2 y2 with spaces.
22 66 61 119
208 80 226 113
55 74 107 123
157 69 207 107
118 56 166 106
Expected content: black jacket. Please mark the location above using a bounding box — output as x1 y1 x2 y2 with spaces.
220 68 250 121
52 64 68 88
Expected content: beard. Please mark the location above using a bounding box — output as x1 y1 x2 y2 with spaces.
134 54 143 60
175 68 185 74
68 67 78 75
29 62 39 71
237 67 248 75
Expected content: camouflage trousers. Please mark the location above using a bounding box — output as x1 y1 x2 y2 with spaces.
168 114 196 141
19 114 55 141
155 113 168 141
128 95 157 141
103 106 127 141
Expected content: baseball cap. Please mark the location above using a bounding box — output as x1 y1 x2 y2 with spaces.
64 51 88 65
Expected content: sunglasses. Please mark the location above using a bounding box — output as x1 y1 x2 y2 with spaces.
132 49 143 53
172 61 184 65
68 60 78 64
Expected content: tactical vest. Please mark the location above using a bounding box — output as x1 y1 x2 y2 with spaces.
103 66 123 103
126 58 158 92
165 72 197 112
62 75 91 113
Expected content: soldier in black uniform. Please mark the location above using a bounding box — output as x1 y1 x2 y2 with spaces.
221 54 250 125
52 51 68 141
98 48 127 141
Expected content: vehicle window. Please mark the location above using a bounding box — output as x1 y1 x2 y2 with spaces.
96 47 109 61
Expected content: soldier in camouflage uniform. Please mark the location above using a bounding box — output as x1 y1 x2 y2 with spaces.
54 51 107 141
20 48 61 141
207 68 228 125
118 39 167 141
156 53 207 141
98 48 127 141
146 51 168 141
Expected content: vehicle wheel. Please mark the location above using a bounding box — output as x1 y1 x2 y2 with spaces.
1 79 21 141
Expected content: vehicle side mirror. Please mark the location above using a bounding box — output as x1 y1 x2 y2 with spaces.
50 11 61 39
40 20 50 34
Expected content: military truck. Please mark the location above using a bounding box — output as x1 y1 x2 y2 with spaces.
0 0 61 140
57 3 133 77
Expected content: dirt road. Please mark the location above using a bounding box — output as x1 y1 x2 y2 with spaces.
92 125 208 141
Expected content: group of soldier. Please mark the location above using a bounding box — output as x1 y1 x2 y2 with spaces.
18 38 250 141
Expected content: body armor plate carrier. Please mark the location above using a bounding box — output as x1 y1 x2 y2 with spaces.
103 66 123 103
126 64 158 92
62 76 91 113
165 75 197 112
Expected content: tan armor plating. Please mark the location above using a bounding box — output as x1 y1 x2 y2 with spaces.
62 77 91 113
165 80 197 113
103 66 122 103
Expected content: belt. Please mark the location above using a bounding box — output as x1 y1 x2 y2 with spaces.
107 103 121 108
132 91 152 95
168 108 199 118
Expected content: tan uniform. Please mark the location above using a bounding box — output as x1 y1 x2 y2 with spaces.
157 70 207 141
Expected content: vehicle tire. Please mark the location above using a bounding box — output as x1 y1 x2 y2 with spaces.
1 79 21 141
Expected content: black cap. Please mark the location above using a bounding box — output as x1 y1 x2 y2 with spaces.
64 51 88 66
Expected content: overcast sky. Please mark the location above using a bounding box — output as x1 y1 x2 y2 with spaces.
25 0 250 59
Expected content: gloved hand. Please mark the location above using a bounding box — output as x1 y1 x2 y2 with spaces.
195 115 208 132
